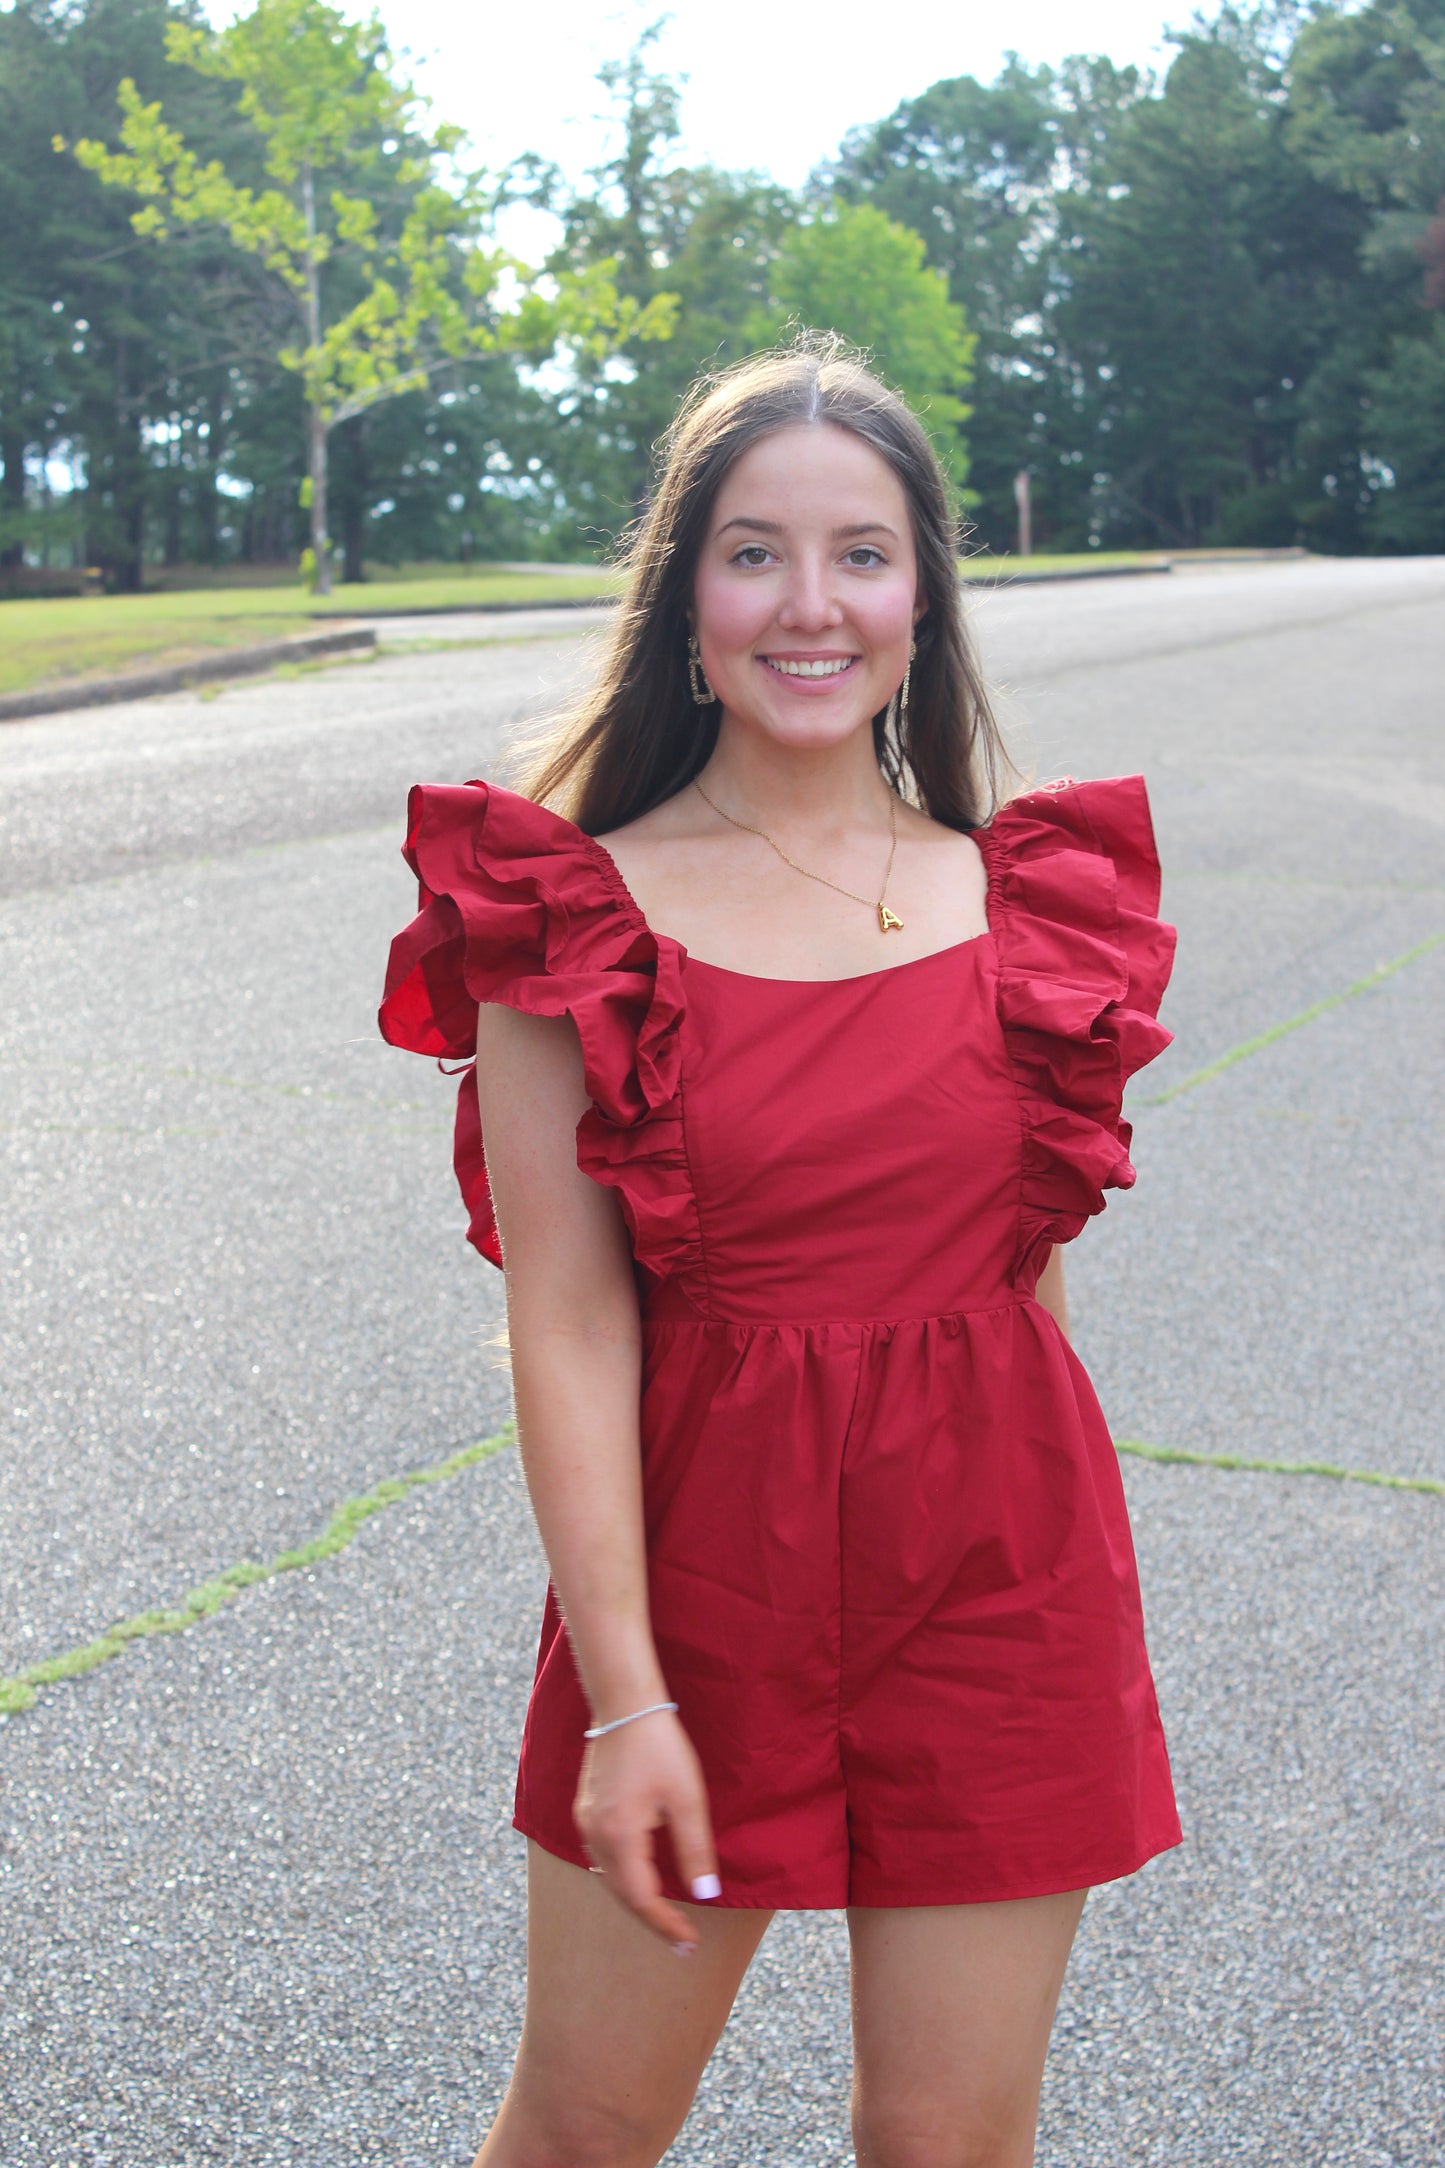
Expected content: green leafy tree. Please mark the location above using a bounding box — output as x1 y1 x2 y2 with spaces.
1052 23 1367 547
67 0 671 590
546 166 795 534
0 4 70 569
1363 316 1445 545
753 203 977 484
825 57 1074 543
538 32 973 531
1288 0 1445 215
325 355 570 573
0 0 269 588
530 28 793 538
1288 0 1445 547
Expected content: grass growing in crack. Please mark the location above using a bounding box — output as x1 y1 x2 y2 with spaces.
0 1423 515 1716
6 1422 1440 1723
1137 930 1445 1107
1115 1438 1443 1495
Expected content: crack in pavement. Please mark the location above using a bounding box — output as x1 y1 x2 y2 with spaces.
0 1422 516 1718
3 1423 1438 1725
1134 930 1445 1107
1115 1439 1444 1495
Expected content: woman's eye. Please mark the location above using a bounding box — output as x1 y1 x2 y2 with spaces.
732 545 774 568
845 546 887 568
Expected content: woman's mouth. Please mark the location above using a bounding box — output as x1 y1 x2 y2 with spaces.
760 654 860 680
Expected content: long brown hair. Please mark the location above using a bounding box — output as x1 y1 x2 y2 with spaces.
512 332 1015 833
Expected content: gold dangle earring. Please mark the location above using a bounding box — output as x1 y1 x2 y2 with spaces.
886 637 916 734
687 629 716 705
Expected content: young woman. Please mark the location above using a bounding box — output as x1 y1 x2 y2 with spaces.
380 337 1181 2168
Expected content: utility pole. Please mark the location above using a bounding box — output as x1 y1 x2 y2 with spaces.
1014 469 1033 559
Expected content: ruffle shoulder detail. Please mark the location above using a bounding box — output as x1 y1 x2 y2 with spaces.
974 774 1176 1275
377 779 702 1293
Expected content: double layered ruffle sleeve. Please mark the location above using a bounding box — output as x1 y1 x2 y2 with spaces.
377 780 702 1292
974 774 1176 1277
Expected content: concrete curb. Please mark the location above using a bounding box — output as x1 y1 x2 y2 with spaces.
960 560 1174 587
313 594 619 620
0 624 375 724
1169 545 1311 563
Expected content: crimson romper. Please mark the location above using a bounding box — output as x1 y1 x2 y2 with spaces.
379 771 1183 1908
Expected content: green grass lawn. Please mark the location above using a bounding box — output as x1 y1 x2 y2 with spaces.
0 553 1170 700
308 568 624 614
0 567 624 699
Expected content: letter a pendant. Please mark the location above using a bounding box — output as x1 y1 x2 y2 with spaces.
878 903 904 932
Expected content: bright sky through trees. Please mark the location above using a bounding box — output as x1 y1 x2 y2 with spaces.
206 0 1187 192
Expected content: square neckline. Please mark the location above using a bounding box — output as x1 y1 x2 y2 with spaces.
579 820 997 989
677 930 994 988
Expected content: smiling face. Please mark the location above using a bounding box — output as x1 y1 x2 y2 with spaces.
690 422 923 755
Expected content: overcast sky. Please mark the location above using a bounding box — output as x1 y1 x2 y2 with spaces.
381 0 1187 179
380 0 1190 183
200 0 1194 252
368 0 1193 255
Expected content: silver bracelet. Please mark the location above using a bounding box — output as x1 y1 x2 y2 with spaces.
583 1699 678 1739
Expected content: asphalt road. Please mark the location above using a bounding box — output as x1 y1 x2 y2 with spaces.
2 555 1442 2166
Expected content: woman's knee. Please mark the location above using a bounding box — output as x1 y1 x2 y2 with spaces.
851 2088 1035 2168
479 2081 681 2168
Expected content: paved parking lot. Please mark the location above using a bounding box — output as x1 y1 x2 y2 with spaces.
2 556 1442 2165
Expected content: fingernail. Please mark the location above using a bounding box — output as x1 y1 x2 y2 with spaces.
690 1873 722 1901
672 1940 695 1958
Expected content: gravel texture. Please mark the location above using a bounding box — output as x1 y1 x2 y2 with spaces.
1 556 1442 2164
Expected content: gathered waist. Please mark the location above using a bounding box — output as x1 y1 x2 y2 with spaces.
640 1289 1036 1333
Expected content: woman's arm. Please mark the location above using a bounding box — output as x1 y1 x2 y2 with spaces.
1034 1245 1070 1342
474 999 718 1948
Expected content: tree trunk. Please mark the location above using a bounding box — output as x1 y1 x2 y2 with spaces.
300 162 331 594
197 378 224 565
342 503 364 584
308 399 330 593
0 402 25 572
340 413 367 585
120 490 144 593
163 433 182 567
104 327 146 593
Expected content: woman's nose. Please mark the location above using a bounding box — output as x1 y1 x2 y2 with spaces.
777 558 843 629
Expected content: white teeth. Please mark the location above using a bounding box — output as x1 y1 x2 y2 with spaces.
767 657 855 678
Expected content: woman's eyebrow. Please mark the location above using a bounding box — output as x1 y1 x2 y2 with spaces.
713 517 900 540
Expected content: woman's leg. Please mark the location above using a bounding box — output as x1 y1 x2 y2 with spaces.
474 1841 774 2168
847 1887 1088 2168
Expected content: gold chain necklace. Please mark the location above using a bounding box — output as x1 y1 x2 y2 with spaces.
692 777 905 933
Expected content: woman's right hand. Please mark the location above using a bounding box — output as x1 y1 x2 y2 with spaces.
573 1710 722 1951
475 1003 718 1948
